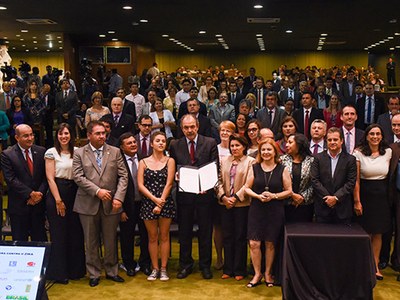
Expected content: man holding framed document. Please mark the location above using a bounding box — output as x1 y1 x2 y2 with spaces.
169 114 219 279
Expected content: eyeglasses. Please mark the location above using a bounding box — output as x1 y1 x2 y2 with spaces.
247 128 258 132
140 124 152 127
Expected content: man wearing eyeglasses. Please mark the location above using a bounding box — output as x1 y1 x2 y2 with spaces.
136 114 153 158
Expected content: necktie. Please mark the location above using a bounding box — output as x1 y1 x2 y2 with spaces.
5 94 11 109
94 149 102 170
231 93 235 104
189 140 195 164
25 149 34 176
346 131 351 153
229 163 237 196
64 91 68 99
258 89 262 108
289 90 293 98
304 110 310 138
129 157 141 199
141 137 147 156
114 114 119 126
313 144 319 155
268 110 273 126
366 97 372 124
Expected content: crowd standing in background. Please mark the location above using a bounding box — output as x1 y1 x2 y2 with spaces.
1 60 400 289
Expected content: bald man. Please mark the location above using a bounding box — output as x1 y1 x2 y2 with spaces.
103 97 136 139
1 124 48 241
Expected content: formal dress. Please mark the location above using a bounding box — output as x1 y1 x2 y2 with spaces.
247 163 285 244
140 159 176 220
45 147 85 281
353 149 392 233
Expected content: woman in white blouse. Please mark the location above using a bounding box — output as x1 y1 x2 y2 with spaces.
149 98 176 139
45 123 85 284
84 91 110 127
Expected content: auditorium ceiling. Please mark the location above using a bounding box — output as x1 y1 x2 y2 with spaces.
0 0 399 53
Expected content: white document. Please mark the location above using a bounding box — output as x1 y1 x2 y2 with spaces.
178 161 218 194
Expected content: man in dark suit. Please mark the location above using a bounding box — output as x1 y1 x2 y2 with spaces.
250 77 267 108
355 83 385 130
243 67 257 95
136 114 153 158
177 98 213 138
0 81 12 112
310 119 327 155
292 92 324 139
1 124 48 241
387 57 396 87
314 84 331 109
177 87 207 120
116 88 137 120
256 91 285 139
9 78 24 98
55 79 79 129
340 69 358 106
99 116 119 147
118 132 151 277
39 84 55 148
169 114 218 280
103 97 135 139
278 78 302 108
73 121 128 287
333 72 343 95
340 105 364 154
311 127 357 224
377 96 400 144
228 80 244 113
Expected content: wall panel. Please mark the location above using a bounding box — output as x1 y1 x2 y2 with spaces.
7 51 64 76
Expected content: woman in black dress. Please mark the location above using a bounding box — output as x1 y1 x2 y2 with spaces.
138 131 176 281
245 138 292 287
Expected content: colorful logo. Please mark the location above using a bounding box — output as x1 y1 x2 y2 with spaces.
5 285 12 290
26 262 36 267
9 261 17 267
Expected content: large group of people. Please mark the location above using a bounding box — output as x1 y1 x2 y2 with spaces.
1 61 400 292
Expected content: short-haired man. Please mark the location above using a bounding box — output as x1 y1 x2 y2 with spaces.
169 114 218 280
310 119 327 155
98 116 118 147
228 80 244 112
136 115 153 158
209 92 236 130
355 83 385 130
340 69 358 105
55 78 79 129
125 82 146 119
177 98 212 138
250 77 267 108
177 86 206 120
116 88 137 120
314 84 330 109
311 127 357 224
0 81 12 111
377 96 400 144
257 91 286 138
340 105 364 154
73 121 128 287
176 79 193 108
103 97 135 139
1 124 48 241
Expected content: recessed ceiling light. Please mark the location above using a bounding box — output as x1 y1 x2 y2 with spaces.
390 47 395 50
59 46 63 49
254 5 263 9
396 46 400 48
189 49 194 52
12 47 16 50
395 33 400 36
256 34 263 37
108 31 115 34
49 41 53 48
199 30 206 34
16 34 21 37
112 38 118 41
364 48 369 50
58 41 62 43
139 19 148 23
384 39 390 42
21 29 28 33
20 38 24 41
132 22 139 26
99 34 106 38
25 49 29 52
215 34 222 37
34 47 38 49
286 30 293 33
22 44 26 47
123 6 133 10
4 40 9 44
162 34 169 38
57 36 61 39
389 19 397 24
33 41 37 44
46 49 50 52
320 33 328 36
0 6 7 10
388 36 394 39
3 36 7 39
32 36 37 39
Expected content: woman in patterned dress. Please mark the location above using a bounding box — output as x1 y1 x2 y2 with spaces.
138 131 176 281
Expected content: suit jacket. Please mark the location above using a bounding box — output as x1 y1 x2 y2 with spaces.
278 88 302 108
340 80 358 106
243 75 258 94
121 154 140 217
177 114 213 138
249 87 267 108
135 133 153 158
257 106 286 138
389 142 400 206
55 90 78 123
355 95 385 130
292 107 324 138
169 134 218 204
73 143 128 215
311 151 357 219
209 103 236 129
177 100 208 120
1 144 48 215
216 155 255 207
228 92 244 110
0 92 12 112
123 99 137 121
340 127 364 154
103 112 135 139
41 93 55 126
377 112 394 144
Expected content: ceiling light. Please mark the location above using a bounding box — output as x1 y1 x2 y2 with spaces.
49 41 52 48
162 34 169 37
319 37 326 40
123 6 133 10
58 41 62 43
32 36 37 39
256 34 263 37
388 36 394 39
22 44 26 47
108 31 115 34
320 33 328 36
21 29 28 33
215 34 222 37
139 19 148 23
132 22 139 26
286 30 293 33
254 5 263 9
99 34 106 38
0 6 7 10
59 46 63 49
12 47 16 50
25 49 29 52
3 36 7 39
34 47 38 49
20 38 24 41
390 47 395 50
33 41 37 44
384 39 389 42
46 49 50 52
16 34 21 37
189 49 194 52
396 46 400 48
364 48 369 50
395 33 400 36
4 40 9 44
199 30 206 34
112 38 118 41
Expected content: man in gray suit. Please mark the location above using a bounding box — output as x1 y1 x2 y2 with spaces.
73 120 128 287
209 91 235 130
257 91 286 139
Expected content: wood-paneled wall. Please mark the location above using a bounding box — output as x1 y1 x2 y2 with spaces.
155 51 368 79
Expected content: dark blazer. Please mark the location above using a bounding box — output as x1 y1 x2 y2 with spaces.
177 100 207 120
41 93 55 125
340 127 364 154
249 87 267 107
355 95 385 130
228 92 244 113
243 75 258 95
103 112 135 139
256 106 286 139
123 99 137 121
340 80 358 106
169 134 218 204
177 114 213 138
1 144 48 215
377 112 394 144
278 88 302 108
311 151 357 219
135 133 153 158
55 90 79 125
121 155 137 217
292 107 324 138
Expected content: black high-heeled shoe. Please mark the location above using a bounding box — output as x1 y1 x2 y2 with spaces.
246 276 262 288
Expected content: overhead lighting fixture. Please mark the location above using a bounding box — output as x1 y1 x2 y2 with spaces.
199 30 206 34
139 19 148 23
16 34 21 37
256 34 263 37
49 41 53 48
390 47 395 50
59 46 63 49
123 6 133 10
99 34 106 38
112 38 118 41
4 40 9 44
388 36 394 39
254 5 263 9
57 36 61 39
22 44 26 47
395 33 400 36
0 6 7 10
3 36 7 39
162 34 169 38
108 31 115 34
32 36 37 39
33 41 37 43
20 38 24 41
215 34 222 37
34 47 38 49
286 30 293 33
320 33 328 36
21 29 28 33
58 41 62 43
25 49 29 52
46 49 50 52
